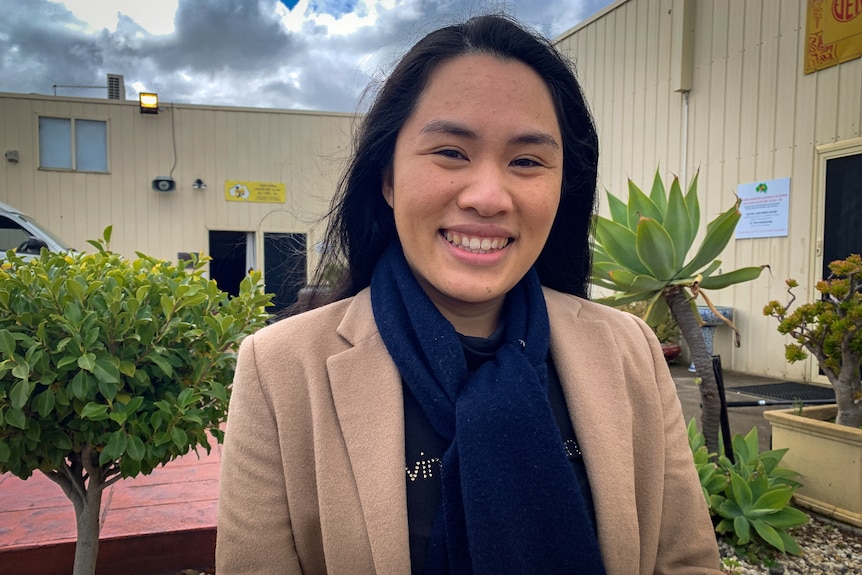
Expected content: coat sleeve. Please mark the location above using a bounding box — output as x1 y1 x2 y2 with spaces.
216 334 303 574
634 318 724 575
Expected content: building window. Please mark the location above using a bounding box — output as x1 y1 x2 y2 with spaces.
38 117 108 172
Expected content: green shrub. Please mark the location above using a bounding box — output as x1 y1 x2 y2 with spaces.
687 419 808 556
0 227 272 574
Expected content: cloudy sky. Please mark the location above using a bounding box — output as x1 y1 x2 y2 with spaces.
0 0 614 114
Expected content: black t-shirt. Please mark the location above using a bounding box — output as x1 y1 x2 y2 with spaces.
403 328 598 574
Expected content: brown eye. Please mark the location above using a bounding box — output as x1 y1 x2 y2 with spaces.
437 149 467 160
511 158 542 168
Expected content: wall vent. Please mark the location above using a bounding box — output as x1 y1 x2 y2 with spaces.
107 74 125 100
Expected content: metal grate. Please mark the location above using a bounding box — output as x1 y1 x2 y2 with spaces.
730 382 835 402
107 74 125 100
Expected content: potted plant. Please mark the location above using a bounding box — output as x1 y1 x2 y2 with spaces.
763 254 862 527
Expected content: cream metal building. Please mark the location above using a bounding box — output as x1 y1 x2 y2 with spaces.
556 0 862 383
0 90 355 315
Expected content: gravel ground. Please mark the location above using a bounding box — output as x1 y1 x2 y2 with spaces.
718 512 862 574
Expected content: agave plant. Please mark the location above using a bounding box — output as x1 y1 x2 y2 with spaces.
591 169 767 456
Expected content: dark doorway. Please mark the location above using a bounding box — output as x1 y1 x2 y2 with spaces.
209 231 247 297
264 233 307 315
823 153 862 279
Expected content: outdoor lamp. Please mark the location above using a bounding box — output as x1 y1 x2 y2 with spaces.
139 92 159 114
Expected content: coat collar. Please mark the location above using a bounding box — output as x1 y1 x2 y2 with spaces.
327 287 639 575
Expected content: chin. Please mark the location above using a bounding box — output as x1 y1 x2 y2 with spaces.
440 283 510 305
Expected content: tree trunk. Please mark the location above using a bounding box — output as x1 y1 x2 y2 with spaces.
833 355 862 428
43 449 110 575
72 487 103 575
664 287 723 457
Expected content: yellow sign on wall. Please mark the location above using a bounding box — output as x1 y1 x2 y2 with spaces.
806 0 862 73
224 180 286 203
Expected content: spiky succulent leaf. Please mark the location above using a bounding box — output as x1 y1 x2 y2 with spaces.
636 216 677 281
592 243 612 264
699 266 768 290
685 171 701 234
663 177 693 266
648 168 668 215
607 268 638 290
592 277 624 291
677 199 741 278
592 260 620 279
762 507 809 530
594 216 652 276
627 180 663 230
751 520 785 553
699 259 722 279
778 530 803 556
644 292 672 327
629 275 669 293
606 191 629 226
594 291 655 307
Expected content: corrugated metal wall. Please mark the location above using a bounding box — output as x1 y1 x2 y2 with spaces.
0 93 354 274
556 0 862 380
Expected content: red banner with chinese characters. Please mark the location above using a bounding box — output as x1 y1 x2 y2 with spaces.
806 0 862 73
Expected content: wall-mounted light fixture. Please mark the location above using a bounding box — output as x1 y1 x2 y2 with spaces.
139 92 159 114
193 178 207 190
4 150 19 163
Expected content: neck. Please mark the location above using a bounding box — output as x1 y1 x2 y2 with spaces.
432 297 503 338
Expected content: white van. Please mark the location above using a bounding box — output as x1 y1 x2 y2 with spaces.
0 201 73 260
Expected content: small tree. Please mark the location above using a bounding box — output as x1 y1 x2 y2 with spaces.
0 228 272 575
591 169 768 456
764 254 862 428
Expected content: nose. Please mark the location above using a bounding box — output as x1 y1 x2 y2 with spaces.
455 162 514 217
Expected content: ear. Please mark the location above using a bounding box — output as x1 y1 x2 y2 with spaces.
382 169 394 208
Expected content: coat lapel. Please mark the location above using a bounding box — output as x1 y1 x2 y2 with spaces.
327 290 411 574
323 288 641 574
545 290 640 575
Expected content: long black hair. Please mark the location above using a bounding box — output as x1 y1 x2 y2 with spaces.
310 13 598 305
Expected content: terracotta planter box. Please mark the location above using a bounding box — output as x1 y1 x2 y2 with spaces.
764 405 862 528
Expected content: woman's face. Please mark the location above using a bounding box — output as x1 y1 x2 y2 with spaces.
383 53 563 334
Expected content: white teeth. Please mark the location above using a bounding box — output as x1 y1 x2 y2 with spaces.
443 231 509 254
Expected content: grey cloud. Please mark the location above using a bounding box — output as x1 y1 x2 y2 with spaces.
0 0 604 111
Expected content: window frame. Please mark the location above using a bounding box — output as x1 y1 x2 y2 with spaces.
37 115 110 174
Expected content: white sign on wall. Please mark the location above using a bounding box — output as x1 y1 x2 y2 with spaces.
735 177 790 239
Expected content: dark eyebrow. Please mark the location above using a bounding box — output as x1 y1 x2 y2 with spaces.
419 120 478 139
419 119 560 150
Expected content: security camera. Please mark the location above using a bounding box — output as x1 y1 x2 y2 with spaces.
152 176 176 192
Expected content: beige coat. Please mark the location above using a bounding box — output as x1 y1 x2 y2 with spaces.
216 287 722 574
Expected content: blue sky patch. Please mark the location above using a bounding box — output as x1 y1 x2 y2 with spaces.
279 0 358 18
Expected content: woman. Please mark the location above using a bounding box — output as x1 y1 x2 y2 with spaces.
217 14 722 575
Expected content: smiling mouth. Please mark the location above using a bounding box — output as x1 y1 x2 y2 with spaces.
443 230 511 254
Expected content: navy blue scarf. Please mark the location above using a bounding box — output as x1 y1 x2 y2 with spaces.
371 244 606 574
